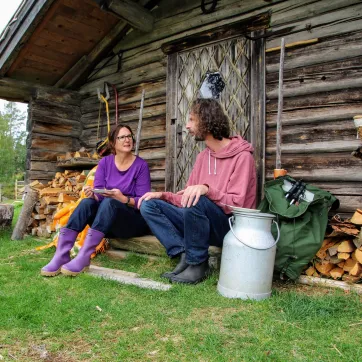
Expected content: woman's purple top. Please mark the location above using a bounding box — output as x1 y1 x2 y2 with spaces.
93 154 151 209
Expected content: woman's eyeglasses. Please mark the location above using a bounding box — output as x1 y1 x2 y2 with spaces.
116 135 133 142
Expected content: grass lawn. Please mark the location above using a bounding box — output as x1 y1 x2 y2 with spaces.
0 202 361 361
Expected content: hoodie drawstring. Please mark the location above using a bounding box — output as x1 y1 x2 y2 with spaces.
208 150 217 175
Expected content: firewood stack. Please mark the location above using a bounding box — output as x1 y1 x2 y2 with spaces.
304 211 362 283
27 170 86 238
56 147 99 168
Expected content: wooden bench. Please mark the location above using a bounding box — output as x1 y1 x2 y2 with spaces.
107 235 222 269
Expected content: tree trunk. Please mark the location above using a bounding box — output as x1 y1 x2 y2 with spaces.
0 204 14 229
11 186 38 240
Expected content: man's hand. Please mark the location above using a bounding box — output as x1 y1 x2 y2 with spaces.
177 184 208 208
137 192 163 209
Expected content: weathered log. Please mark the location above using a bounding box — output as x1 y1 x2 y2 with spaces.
105 0 154 33
80 60 166 94
0 204 14 229
297 275 362 294
267 106 362 128
267 4 362 51
87 265 171 291
81 80 165 113
266 33 362 73
11 186 39 240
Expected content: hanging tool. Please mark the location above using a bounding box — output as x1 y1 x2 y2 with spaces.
106 82 118 125
274 38 287 179
135 89 145 156
96 84 111 156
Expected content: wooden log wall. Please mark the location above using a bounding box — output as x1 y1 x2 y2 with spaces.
77 0 362 211
26 88 82 183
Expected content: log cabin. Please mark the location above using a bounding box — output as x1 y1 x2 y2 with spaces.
0 0 361 223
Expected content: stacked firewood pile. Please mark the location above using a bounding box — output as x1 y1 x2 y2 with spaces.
56 147 99 167
304 211 362 283
27 170 86 238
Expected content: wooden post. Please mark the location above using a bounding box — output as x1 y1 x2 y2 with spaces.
14 180 17 200
0 204 14 229
165 53 178 193
0 184 2 203
11 186 38 240
275 38 285 170
250 30 266 203
135 89 145 156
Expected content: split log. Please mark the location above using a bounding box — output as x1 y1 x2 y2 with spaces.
350 209 362 225
350 263 362 277
0 204 14 229
353 249 362 264
337 252 350 260
304 213 362 283
343 259 357 272
305 266 315 276
315 262 334 276
330 267 344 280
11 186 38 240
28 169 85 238
337 240 355 253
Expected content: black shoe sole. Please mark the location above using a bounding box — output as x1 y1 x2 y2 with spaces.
161 272 175 280
170 268 210 285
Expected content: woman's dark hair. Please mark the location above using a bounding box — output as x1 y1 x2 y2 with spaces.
108 124 134 155
190 99 230 140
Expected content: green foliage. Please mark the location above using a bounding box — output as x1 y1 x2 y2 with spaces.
0 245 360 358
0 210 361 361
0 102 27 198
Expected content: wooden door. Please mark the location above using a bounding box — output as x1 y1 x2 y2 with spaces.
165 35 265 196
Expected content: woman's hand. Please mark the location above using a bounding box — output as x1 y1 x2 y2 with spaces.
84 186 96 199
177 184 208 208
137 192 163 209
102 188 128 203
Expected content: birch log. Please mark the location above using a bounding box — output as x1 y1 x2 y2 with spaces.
11 186 39 240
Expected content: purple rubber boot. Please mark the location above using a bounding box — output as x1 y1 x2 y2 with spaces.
61 228 104 276
41 228 79 277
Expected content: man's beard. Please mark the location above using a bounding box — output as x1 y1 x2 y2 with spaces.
194 130 206 141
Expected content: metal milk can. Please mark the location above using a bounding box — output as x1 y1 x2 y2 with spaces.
217 209 280 300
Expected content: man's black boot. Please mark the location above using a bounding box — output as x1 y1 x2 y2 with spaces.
170 259 210 284
161 252 188 280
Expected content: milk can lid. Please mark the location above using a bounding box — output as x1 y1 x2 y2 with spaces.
226 205 261 214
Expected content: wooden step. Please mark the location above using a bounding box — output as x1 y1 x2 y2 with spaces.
109 235 222 257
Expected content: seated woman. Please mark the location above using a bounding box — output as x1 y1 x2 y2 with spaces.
41 124 151 277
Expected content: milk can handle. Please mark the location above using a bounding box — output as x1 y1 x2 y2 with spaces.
228 217 280 250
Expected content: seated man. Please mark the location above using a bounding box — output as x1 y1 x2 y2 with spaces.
138 98 256 284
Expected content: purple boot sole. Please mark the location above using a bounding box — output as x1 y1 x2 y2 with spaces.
61 228 104 277
41 228 78 277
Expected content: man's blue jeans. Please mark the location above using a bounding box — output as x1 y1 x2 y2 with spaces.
140 196 230 264
67 198 149 238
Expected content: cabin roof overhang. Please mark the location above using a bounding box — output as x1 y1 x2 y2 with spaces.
0 0 158 102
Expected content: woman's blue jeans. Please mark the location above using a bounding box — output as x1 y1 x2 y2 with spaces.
66 198 149 238
140 196 230 264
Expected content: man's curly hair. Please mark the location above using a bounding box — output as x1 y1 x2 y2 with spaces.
190 99 230 140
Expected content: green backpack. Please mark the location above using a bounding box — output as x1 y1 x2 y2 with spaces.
258 176 338 280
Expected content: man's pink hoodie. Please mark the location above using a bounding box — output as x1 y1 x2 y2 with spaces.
161 136 257 213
